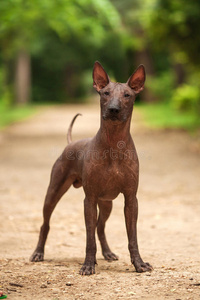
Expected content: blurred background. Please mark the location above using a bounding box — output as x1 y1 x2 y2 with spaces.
1 3 200 297
0 0 200 130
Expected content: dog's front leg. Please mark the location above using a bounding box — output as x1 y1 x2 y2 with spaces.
124 193 153 273
79 197 97 275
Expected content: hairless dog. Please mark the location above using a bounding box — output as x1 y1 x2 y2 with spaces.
30 62 153 275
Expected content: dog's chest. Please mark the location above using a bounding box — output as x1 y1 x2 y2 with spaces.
98 165 124 200
83 159 137 200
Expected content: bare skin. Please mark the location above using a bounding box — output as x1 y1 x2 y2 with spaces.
30 62 153 275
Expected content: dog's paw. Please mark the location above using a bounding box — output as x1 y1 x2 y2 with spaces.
30 251 44 262
103 250 119 261
133 260 153 273
79 263 95 275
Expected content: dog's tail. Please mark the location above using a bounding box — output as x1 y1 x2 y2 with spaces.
67 113 82 144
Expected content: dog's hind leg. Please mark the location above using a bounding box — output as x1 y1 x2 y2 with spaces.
30 158 74 262
97 200 118 261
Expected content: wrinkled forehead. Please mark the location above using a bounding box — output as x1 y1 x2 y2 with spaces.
106 82 133 94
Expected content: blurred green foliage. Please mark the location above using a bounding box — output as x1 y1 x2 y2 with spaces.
0 0 126 104
172 85 200 112
0 0 200 128
146 70 175 102
0 101 36 128
137 102 199 130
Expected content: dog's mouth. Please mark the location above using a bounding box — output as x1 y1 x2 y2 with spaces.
103 115 119 121
103 113 128 123
103 112 121 121
109 115 119 121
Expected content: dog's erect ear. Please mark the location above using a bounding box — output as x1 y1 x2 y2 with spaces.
93 61 110 92
127 65 145 94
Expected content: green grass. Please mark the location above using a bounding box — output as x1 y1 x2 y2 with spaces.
137 102 199 131
0 102 37 129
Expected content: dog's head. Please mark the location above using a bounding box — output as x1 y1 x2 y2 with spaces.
93 61 145 123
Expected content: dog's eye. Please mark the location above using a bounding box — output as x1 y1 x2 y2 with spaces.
104 91 110 96
124 93 130 98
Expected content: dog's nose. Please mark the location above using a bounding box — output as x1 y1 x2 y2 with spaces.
109 107 120 114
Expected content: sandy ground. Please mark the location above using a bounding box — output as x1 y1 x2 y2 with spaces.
0 103 200 300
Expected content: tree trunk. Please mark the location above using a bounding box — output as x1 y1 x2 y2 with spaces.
15 49 31 105
173 62 186 86
135 49 156 103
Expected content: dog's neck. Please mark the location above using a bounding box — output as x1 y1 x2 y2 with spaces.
96 116 132 149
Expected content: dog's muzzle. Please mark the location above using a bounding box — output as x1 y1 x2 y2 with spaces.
104 106 120 121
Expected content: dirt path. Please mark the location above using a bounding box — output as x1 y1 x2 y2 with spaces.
0 104 200 300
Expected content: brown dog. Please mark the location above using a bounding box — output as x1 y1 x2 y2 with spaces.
30 62 153 275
